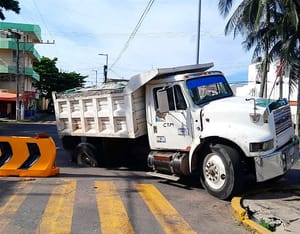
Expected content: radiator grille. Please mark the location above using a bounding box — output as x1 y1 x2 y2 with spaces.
273 105 292 135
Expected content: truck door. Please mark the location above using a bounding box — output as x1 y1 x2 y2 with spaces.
146 84 193 150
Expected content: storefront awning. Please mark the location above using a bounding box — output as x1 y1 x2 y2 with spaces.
0 93 16 101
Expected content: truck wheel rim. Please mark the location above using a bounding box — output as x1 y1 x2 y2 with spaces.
204 154 226 190
78 152 96 167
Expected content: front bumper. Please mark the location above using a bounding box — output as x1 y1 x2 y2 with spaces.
254 138 299 182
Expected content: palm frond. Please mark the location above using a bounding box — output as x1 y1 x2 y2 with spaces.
224 0 254 37
218 0 234 18
289 59 300 95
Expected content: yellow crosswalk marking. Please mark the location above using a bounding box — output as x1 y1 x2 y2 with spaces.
0 179 198 233
136 184 197 234
0 180 36 232
36 179 76 234
95 181 135 234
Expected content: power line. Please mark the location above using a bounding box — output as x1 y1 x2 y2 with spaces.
110 0 155 69
32 0 53 39
47 31 191 38
108 68 124 79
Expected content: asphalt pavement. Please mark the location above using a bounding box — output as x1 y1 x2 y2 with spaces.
2 113 300 233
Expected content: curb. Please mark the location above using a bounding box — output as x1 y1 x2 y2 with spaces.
231 186 300 234
0 115 55 124
231 196 272 234
0 120 56 125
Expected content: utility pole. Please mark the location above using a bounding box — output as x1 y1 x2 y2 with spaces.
98 53 108 83
16 33 20 120
8 29 22 120
196 0 201 64
93 70 98 86
20 34 26 120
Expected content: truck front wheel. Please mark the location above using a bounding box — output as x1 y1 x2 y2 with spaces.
200 144 243 200
73 143 99 167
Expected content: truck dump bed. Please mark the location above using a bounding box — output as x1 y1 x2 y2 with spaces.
52 63 214 139
52 82 147 138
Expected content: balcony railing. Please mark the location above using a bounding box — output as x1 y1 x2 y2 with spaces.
0 65 40 81
0 38 40 60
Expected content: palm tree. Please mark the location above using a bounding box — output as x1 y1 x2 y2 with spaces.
218 0 300 133
0 0 20 20
218 0 278 98
261 0 300 132
278 0 300 133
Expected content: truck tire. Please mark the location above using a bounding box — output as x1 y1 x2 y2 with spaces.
62 136 81 162
200 144 243 200
62 136 81 152
73 143 99 167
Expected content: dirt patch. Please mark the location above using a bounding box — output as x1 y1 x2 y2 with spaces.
243 188 300 233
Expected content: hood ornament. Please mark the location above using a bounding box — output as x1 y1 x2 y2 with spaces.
246 98 261 122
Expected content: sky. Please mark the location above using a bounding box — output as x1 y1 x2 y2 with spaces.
3 0 252 85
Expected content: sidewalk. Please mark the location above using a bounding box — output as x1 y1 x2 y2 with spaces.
232 161 300 234
0 113 55 124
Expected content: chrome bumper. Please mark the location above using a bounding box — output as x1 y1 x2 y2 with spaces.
255 139 299 182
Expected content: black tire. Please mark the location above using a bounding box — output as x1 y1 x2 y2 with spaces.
200 144 244 200
62 136 81 152
101 138 128 165
73 143 99 167
62 136 81 162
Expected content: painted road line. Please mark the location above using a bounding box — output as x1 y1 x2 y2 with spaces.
95 181 135 234
36 179 76 234
136 184 196 234
0 180 36 231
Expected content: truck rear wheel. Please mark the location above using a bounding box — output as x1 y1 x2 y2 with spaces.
62 136 81 152
200 144 243 200
73 143 99 167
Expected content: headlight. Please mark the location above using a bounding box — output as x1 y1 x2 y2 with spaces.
250 139 274 152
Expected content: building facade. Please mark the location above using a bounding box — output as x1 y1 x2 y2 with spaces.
235 61 297 123
0 22 41 119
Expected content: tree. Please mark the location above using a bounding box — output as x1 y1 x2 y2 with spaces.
218 0 278 98
33 57 59 99
218 0 300 132
0 0 20 20
263 0 300 133
33 56 86 101
276 0 300 133
56 71 87 93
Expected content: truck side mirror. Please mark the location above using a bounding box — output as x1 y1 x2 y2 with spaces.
157 89 169 113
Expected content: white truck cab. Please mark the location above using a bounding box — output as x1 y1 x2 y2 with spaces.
53 63 299 199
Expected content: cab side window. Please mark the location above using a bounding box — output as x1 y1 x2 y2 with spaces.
174 85 187 110
153 85 187 111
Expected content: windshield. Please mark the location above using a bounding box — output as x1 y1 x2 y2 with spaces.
186 75 233 105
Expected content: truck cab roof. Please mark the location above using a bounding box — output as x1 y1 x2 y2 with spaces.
124 63 214 94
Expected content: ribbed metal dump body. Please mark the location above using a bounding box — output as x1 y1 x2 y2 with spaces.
52 84 146 139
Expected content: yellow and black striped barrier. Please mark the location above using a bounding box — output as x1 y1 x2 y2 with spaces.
0 133 59 177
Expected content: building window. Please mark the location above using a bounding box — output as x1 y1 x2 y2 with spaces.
12 50 17 62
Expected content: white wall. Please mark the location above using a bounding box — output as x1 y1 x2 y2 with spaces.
235 61 297 123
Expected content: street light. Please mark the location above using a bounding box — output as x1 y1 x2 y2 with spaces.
98 53 108 83
92 69 98 86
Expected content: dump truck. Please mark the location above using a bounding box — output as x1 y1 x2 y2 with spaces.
52 63 299 199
